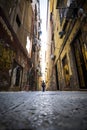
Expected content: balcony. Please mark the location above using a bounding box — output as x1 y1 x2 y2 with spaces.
64 1 78 19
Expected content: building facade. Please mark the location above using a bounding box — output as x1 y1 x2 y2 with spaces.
31 0 41 90
46 0 87 90
46 0 57 90
0 0 38 91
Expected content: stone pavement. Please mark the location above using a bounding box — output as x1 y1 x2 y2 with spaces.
0 91 87 130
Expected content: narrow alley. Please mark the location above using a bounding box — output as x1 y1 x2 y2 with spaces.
0 91 87 130
0 0 87 130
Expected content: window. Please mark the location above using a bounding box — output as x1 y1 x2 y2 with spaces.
59 8 65 25
50 12 53 21
35 4 37 21
16 15 21 27
56 0 61 9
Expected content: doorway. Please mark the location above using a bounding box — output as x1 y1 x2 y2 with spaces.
55 64 59 90
62 55 70 88
72 34 87 88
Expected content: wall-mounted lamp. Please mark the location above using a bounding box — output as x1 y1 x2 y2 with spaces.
59 31 65 38
50 54 56 60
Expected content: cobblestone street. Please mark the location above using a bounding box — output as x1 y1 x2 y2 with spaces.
0 91 87 130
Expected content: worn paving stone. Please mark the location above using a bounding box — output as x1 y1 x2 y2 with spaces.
0 91 87 130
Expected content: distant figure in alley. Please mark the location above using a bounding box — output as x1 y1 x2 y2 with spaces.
41 80 46 92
